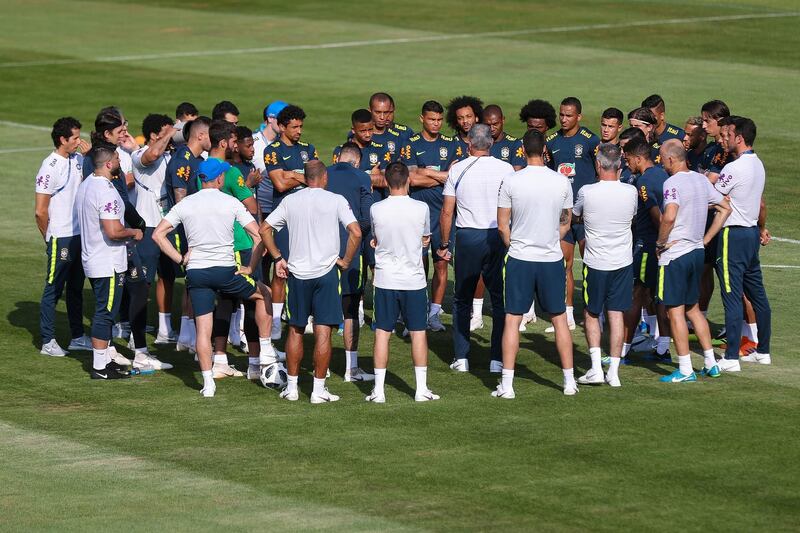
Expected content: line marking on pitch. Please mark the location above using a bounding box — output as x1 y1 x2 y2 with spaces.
0 11 797 68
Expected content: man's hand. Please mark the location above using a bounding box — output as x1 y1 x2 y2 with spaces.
422 235 431 247
181 248 191 267
131 229 143 242
245 168 263 188
656 240 677 257
77 139 91 154
436 247 452 263
760 227 771 246
120 131 139 152
236 265 252 276
370 238 377 249
336 257 351 271
274 258 289 279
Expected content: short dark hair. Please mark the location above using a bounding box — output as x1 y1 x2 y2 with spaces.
522 129 546 158
305 160 326 181
619 127 646 144
212 100 239 121
385 161 409 189
701 100 730 120
51 117 82 148
622 137 652 160
92 141 117 166
601 107 624 122
209 120 236 148
142 113 174 143
627 107 657 125
235 125 253 141
561 97 582 114
176 102 198 119
338 141 361 161
641 94 665 112
421 100 444 115
90 108 124 146
483 104 503 118
717 115 742 127
277 105 305 126
519 99 556 129
369 92 395 108
446 95 484 131
732 117 757 146
185 116 211 140
351 108 373 125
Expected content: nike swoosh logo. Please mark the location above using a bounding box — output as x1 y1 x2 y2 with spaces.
282 155 292 160
95 373 107 378
552 149 560 153
416 151 425 155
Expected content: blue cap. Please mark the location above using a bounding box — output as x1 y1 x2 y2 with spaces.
198 159 230 182
265 100 289 120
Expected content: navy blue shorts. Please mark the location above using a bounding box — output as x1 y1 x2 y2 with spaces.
425 211 451 263
633 243 658 290
363 232 376 268
657 248 704 307
235 248 262 283
274 227 290 260
583 264 633 315
89 272 126 341
504 256 566 315
374 287 428 332
705 234 719 265
286 267 342 327
186 266 257 316
340 253 363 295
561 222 585 245
139 227 182 283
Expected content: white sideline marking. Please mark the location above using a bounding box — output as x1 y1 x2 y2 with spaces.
0 146 52 154
0 12 797 68
773 237 800 244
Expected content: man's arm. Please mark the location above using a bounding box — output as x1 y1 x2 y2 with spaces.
153 218 184 264
497 206 511 248
559 208 572 240
410 167 448 187
268 169 306 193
438 195 456 261
139 126 176 166
758 196 770 245
34 193 50 239
337 221 362 270
656 203 677 252
703 197 732 246
101 218 143 242
357 184 374 234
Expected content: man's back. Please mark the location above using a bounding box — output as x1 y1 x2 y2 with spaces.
716 153 765 227
576 181 638 270
444 155 513 229
326 163 372 255
371 195 429 291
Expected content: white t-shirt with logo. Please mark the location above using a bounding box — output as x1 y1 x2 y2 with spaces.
35 151 83 240
76 174 128 278
497 165 573 262
163 188 255 270
716 152 765 228
443 155 513 229
573 180 638 270
370 195 430 290
266 187 357 280
132 145 171 227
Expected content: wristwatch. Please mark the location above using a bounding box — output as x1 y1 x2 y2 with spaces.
439 241 450 250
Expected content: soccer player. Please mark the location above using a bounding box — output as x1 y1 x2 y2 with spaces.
326 143 375 381
483 105 525 170
265 105 318 340
212 100 239 125
656 140 731 383
495 129 577 397
446 95 483 162
153 158 276 397
621 138 671 362
618 127 647 185
36 117 92 356
76 144 143 379
545 96 600 331
519 99 557 134
332 109 392 174
367 92 415 159
642 94 685 145
231 125 262 192
599 108 624 144
683 116 707 172
260 161 362 403
402 100 457 332
252 101 287 243
573 143 638 387
172 102 198 145
627 107 660 162
713 117 772 370
366 161 440 403
439 124 512 373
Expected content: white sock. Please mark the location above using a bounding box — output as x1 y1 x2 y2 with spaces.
414 366 428 394
158 312 172 335
562 367 575 386
178 315 190 341
703 349 716 369
609 357 621 377
312 376 326 396
429 303 442 317
374 367 387 395
358 299 365 318
501 368 514 391
472 299 483 317
248 356 259 366
678 354 693 376
259 337 275 365
746 322 758 343
287 374 298 393
657 336 671 355
622 343 631 357
201 369 214 389
228 308 241 344
527 301 536 316
644 314 657 337
212 352 228 365
566 306 575 325
92 348 107 370
272 303 283 321
345 350 358 370
589 347 602 373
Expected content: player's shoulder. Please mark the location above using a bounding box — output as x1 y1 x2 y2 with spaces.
393 123 410 132
502 132 518 142
408 134 421 143
269 140 282 149
579 127 598 141
545 130 560 143
297 140 310 148
439 134 454 142
369 140 385 149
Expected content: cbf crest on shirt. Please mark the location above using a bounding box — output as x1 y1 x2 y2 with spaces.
332 141 392 171
490 132 526 167
545 127 600 197
264 138 319 206
402 133 457 208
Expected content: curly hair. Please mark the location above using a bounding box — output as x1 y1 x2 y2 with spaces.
446 95 484 132
518 99 556 129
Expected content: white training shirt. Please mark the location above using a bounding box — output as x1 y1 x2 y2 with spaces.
117 146 135 203
660 170 724 266
163 188 255 270
131 145 171 227
715 152 765 228
76 174 128 278
266 187 357 280
497 165 573 262
370 195 431 290
35 151 83 240
573 180 638 270
443 155 513 229
252 130 268 176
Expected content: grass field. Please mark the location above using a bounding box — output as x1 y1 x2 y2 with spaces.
1 1 800 530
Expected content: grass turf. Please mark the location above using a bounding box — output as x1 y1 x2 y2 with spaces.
1 1 799 530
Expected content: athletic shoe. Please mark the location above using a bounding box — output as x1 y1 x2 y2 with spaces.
154 332 177 344
577 368 604 385
631 328 648 346
398 327 409 338
212 362 244 378
365 389 386 403
304 317 314 335
279 388 299 401
270 318 281 340
739 337 758 356
740 352 771 365
108 346 131 366
659 369 697 383
344 367 375 382
247 365 261 381
175 341 195 352
310 387 340 404
67 335 92 351
601 355 611 366
40 339 68 357
415 389 440 402
427 312 446 332
469 315 484 332
489 360 503 374
699 365 721 378
238 340 249 353
449 358 469 372
200 385 216 398
519 312 537 332
605 373 621 387
145 325 155 333
544 323 576 333
133 352 173 370
112 322 131 339
274 349 287 362
717 358 741 372
90 363 130 380
491 383 515 399
714 327 727 340
644 350 672 364
563 382 579 396
108 361 131 374
358 305 365 328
